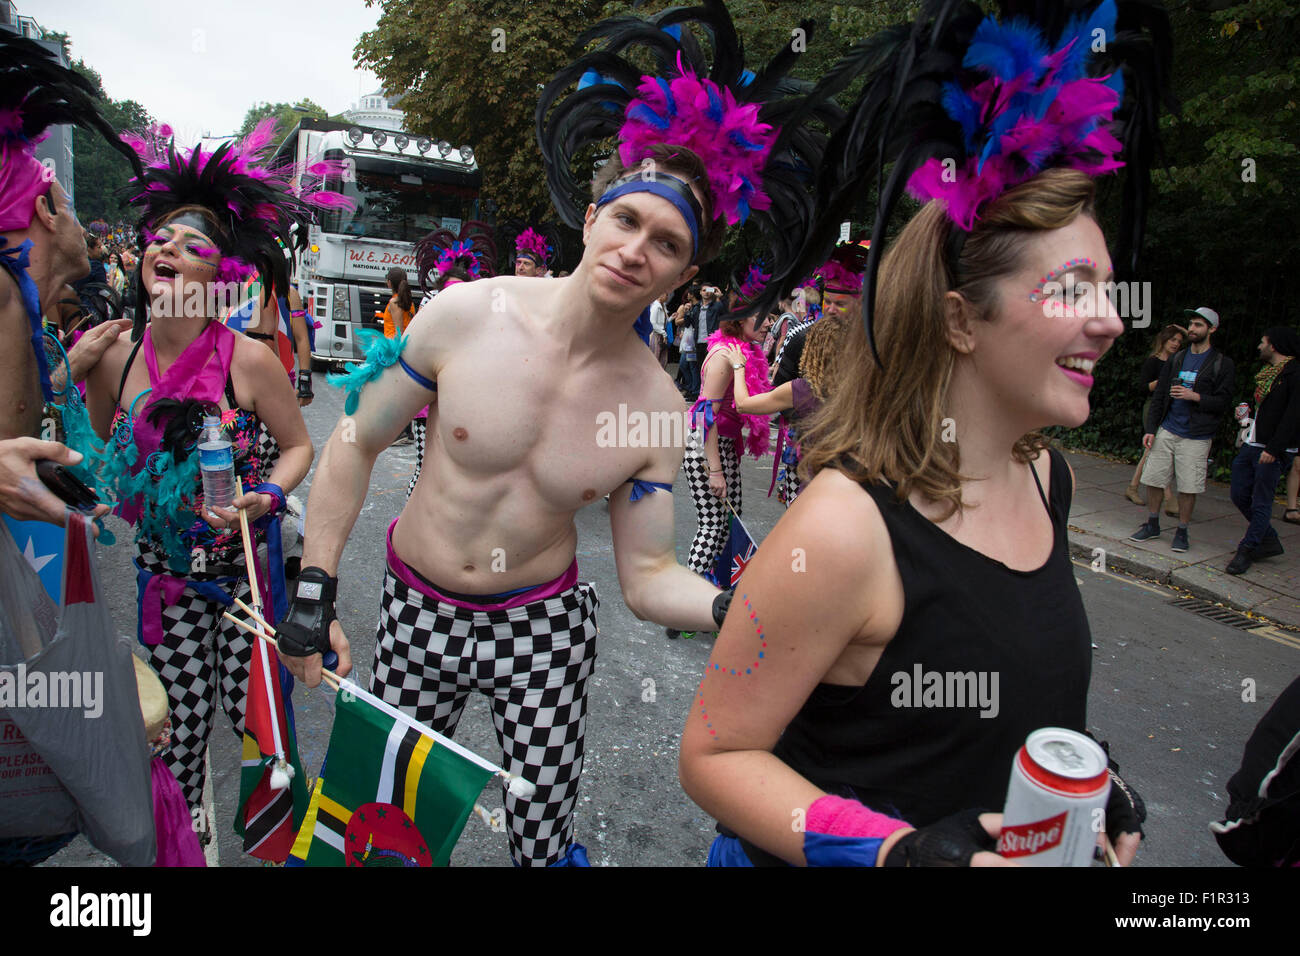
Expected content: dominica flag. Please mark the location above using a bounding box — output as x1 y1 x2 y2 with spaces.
287 679 497 867
710 512 758 589
233 630 309 862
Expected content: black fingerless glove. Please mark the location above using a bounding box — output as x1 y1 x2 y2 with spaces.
276 566 337 658
711 587 734 629
1087 734 1147 842
297 368 313 400
884 809 997 867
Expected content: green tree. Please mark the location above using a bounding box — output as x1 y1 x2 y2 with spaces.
239 99 329 139
1052 1 1300 476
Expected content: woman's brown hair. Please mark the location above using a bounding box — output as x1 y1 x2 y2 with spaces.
799 168 1098 517
1151 323 1186 357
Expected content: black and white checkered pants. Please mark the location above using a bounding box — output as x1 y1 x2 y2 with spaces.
369 566 599 866
137 547 254 813
685 436 741 575
407 416 427 499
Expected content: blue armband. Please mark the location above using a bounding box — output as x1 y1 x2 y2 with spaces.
625 478 672 502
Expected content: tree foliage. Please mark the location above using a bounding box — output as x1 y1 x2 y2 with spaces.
239 99 329 139
41 31 154 225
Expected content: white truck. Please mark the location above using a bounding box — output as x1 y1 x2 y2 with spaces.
272 118 482 366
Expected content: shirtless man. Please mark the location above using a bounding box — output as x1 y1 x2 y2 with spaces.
1 181 129 523
279 148 731 866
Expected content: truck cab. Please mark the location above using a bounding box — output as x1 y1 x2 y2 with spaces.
273 119 482 367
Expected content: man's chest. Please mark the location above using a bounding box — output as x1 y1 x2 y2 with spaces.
430 350 664 504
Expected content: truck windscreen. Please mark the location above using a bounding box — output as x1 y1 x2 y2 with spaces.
320 152 479 244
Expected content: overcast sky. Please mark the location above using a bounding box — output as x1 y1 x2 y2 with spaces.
31 0 385 145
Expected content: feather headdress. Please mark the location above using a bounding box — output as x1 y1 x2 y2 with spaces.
780 0 1175 364
122 119 352 337
414 220 498 294
537 0 839 271
733 262 771 308
514 227 553 266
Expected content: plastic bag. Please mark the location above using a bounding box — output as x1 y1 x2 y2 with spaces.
0 511 155 865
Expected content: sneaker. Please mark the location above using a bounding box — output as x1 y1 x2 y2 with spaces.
1252 536 1284 560
1124 486 1145 506
1129 519 1161 542
1226 546 1252 575
1171 527 1189 553
665 628 680 640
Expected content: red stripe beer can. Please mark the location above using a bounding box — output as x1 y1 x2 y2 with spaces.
997 728 1110 866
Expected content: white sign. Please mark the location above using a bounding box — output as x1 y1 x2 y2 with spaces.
839 220 851 243
342 241 419 282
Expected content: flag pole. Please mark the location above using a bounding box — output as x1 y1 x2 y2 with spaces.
721 493 758 548
234 477 291 786
222 603 536 801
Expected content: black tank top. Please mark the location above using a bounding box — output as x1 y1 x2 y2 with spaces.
741 448 1092 864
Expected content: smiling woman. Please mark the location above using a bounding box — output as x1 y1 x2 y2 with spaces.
679 0 1172 869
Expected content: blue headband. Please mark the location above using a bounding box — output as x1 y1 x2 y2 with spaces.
595 172 703 262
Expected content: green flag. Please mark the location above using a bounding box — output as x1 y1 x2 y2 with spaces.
288 680 497 867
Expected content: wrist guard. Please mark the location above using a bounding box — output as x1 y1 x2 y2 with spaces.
276 566 336 658
712 588 734 628
884 809 997 867
297 368 313 399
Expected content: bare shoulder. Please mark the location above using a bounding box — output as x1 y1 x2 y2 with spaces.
87 330 137 400
231 327 285 380
772 467 903 643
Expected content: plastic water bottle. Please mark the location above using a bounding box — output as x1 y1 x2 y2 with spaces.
198 414 236 511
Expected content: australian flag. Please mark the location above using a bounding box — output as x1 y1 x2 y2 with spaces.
709 514 758 589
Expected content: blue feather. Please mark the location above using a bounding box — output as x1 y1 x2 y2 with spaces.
739 68 755 88
627 102 671 131
1059 0 1117 83
964 16 1049 82
656 76 676 116
706 84 724 125
941 81 982 153
662 23 682 41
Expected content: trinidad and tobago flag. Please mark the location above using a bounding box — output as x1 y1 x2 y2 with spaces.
234 626 308 862
709 512 758 589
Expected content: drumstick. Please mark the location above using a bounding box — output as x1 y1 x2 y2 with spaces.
1103 837 1121 868
234 476 263 618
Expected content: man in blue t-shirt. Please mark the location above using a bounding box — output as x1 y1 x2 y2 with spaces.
1131 308 1236 553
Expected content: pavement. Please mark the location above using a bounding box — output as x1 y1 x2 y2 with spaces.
1062 448 1300 630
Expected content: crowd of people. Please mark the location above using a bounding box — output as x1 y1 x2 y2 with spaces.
2 0 1298 873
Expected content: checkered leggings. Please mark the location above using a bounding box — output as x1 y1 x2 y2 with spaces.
369 567 599 866
137 547 253 812
407 416 426 499
685 436 741 575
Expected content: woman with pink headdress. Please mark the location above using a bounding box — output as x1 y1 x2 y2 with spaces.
73 120 349 823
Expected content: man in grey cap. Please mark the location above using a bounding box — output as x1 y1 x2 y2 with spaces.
1130 307 1236 553
1226 326 1300 574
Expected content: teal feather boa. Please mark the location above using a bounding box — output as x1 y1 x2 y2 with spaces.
327 329 408 415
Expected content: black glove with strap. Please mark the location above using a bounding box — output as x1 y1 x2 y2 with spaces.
883 809 998 867
711 587 734 629
297 368 313 400
1094 737 1147 843
276 567 337 664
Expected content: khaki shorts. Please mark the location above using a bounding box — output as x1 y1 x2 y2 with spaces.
1142 428 1211 494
